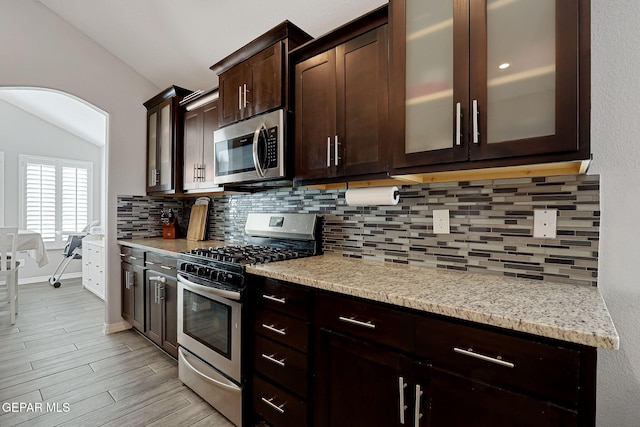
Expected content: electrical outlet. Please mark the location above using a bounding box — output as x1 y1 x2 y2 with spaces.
533 209 557 238
433 209 450 234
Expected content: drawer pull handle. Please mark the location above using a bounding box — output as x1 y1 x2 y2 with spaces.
145 261 155 265
160 265 173 270
454 347 515 368
261 353 286 367
261 397 285 414
119 253 126 257
262 294 286 304
128 256 137 260
338 316 376 329
262 323 287 336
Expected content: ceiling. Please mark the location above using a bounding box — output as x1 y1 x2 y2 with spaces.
37 0 387 92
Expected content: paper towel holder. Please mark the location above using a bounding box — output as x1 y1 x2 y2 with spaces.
344 185 401 206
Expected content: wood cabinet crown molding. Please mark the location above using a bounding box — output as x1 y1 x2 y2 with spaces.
209 21 312 75
289 5 388 64
143 85 193 109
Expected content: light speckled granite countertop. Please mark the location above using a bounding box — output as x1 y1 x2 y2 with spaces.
118 238 229 257
247 254 619 350
115 240 618 349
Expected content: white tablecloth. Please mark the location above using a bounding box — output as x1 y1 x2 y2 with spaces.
16 231 49 267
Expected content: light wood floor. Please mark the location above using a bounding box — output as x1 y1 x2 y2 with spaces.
0 279 234 427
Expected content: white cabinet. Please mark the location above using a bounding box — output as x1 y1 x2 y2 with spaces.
82 238 105 300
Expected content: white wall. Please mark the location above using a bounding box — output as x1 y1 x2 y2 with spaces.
590 1 640 425
0 0 158 328
0 99 102 280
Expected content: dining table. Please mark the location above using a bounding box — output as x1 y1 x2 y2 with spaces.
15 230 49 267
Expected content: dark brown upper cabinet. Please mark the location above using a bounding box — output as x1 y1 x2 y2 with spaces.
182 90 223 193
390 0 590 175
210 22 312 128
218 43 282 127
144 86 192 194
291 6 389 185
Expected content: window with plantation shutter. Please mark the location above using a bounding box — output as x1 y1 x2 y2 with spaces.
19 155 93 249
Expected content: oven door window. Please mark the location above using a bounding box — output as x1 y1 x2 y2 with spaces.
215 133 255 177
182 289 231 359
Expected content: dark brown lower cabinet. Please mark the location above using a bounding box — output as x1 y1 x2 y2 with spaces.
246 277 596 427
250 277 312 426
314 329 414 427
120 246 178 359
429 368 577 427
120 261 144 331
145 270 178 358
314 329 579 427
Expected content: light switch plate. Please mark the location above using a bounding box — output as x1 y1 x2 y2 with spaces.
433 209 450 234
533 209 557 238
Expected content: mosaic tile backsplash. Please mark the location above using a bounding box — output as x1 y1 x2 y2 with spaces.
117 174 600 287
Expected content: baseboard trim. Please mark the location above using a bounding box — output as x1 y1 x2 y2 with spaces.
103 321 131 335
19 272 82 285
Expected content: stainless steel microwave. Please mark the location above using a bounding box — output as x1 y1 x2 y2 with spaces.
213 109 286 185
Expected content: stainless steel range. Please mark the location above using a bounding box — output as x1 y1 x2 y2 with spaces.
176 213 320 427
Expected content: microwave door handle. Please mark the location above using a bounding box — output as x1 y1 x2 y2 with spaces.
252 124 267 178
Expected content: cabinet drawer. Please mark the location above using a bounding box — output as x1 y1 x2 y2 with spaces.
119 246 145 267
415 316 581 406
144 252 177 277
255 310 309 352
253 375 308 427
315 293 414 353
254 278 311 320
254 335 308 398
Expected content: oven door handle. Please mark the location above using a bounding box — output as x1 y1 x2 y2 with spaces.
177 273 242 301
178 348 241 393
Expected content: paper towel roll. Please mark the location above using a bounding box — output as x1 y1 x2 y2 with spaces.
345 186 400 206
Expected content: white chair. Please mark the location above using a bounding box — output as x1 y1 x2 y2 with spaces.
0 227 20 324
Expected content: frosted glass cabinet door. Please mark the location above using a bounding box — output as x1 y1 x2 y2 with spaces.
159 103 172 188
392 0 585 171
405 0 454 154
393 0 469 167
485 0 556 144
469 0 580 160
147 111 157 187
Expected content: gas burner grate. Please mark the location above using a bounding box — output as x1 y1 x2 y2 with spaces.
186 245 307 266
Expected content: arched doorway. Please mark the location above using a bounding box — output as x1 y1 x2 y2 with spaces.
0 86 108 293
